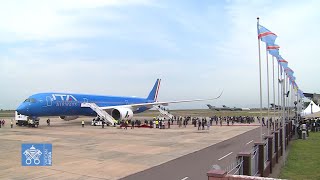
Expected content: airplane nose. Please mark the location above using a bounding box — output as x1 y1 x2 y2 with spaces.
16 104 27 115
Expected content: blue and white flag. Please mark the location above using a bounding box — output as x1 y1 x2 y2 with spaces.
258 24 277 44
267 43 280 57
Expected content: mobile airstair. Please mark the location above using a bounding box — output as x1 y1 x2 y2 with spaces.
81 102 115 125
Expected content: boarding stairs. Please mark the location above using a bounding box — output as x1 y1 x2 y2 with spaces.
153 105 174 119
81 102 115 125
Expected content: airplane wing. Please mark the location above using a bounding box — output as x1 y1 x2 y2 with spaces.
99 91 223 110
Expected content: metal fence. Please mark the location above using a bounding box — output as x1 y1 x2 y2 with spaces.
225 156 244 175
264 140 268 167
251 145 259 176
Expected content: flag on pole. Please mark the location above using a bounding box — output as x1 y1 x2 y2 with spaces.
298 89 305 98
258 24 277 44
277 55 288 70
289 75 296 82
284 67 294 76
288 75 296 85
292 81 298 91
267 43 280 57
284 67 294 74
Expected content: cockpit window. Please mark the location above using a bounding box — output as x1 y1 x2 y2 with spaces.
24 98 36 103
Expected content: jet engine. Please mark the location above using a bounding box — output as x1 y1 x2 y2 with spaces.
111 108 133 120
59 116 79 121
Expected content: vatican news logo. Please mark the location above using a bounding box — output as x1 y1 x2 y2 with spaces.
21 144 52 166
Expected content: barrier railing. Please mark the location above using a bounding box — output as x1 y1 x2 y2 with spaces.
225 156 243 175
251 145 259 176
264 140 268 167
273 135 276 153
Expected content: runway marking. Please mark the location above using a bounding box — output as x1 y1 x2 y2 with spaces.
246 140 253 145
181 177 189 180
262 133 265 136
218 152 233 161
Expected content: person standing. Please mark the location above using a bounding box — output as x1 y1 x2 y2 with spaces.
198 119 201 130
11 119 13 128
47 119 50 126
81 120 85 128
207 119 210 130
131 120 135 129
202 118 205 130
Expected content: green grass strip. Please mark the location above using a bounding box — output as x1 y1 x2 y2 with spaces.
280 132 320 180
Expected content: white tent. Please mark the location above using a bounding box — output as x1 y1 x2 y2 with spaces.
301 100 320 116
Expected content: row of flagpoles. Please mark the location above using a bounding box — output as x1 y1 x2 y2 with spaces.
256 17 305 164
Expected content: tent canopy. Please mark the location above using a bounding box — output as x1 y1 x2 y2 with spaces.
301 100 320 116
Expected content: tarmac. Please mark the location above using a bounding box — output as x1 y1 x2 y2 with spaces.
0 116 260 180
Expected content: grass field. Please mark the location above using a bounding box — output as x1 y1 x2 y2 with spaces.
280 132 320 180
0 110 14 117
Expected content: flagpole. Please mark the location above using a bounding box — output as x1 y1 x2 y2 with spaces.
286 74 291 122
290 82 296 120
284 74 287 122
282 73 286 165
290 83 293 119
289 80 292 119
257 17 263 141
266 45 270 135
272 56 276 131
278 62 281 126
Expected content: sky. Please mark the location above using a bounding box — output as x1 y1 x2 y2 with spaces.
0 0 319 110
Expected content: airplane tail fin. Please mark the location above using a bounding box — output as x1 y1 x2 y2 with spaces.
207 104 213 108
147 79 161 102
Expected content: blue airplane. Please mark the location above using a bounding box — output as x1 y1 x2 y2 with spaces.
16 79 221 123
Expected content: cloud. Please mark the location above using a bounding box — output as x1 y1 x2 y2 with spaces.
0 0 155 42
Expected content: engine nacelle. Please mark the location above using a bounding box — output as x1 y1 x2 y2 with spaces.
111 108 133 121
59 116 79 121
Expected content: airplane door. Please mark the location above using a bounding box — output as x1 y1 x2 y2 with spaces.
125 100 129 105
83 98 88 103
46 96 52 106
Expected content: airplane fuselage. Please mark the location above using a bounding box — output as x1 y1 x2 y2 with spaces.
16 92 153 117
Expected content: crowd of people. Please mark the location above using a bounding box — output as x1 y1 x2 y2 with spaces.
118 115 258 130
295 118 320 139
